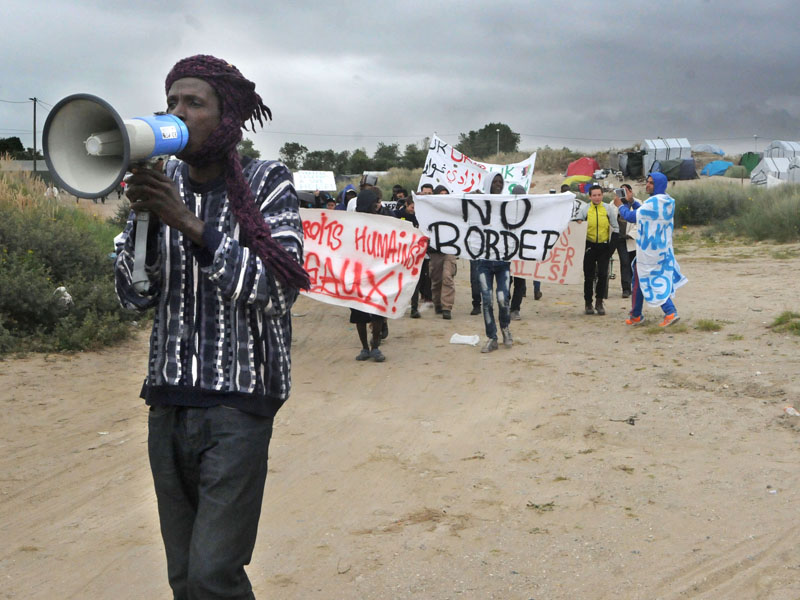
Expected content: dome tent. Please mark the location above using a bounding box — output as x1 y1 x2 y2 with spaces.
701 160 733 176
565 157 600 177
739 152 761 174
693 143 725 155
724 165 749 178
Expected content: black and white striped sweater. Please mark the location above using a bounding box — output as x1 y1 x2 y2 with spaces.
114 158 303 417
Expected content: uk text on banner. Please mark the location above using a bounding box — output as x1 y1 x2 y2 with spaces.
293 170 336 191
300 209 428 318
635 195 687 306
509 221 587 284
414 192 575 262
419 134 536 194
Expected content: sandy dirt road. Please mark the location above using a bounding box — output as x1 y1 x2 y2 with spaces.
2 219 800 598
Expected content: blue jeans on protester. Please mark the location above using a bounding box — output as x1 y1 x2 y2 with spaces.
148 405 274 600
477 260 511 340
630 263 676 318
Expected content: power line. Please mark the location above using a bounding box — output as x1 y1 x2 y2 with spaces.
0 98 32 104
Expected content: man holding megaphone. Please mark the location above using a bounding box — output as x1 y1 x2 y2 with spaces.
112 55 308 599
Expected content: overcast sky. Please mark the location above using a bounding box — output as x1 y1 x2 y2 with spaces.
2 0 798 162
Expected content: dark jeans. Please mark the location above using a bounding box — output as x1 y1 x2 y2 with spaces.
411 258 430 310
470 260 481 308
510 277 529 312
613 236 632 293
148 405 274 600
583 240 612 304
477 260 510 339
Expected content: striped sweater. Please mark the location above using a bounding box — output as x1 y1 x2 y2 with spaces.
114 158 303 417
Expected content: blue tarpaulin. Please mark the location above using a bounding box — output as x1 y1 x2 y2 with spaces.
701 160 733 176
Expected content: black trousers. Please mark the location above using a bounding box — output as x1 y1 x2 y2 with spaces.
583 240 612 304
613 235 632 293
411 258 430 309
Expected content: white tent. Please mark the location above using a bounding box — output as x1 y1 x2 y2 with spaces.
750 157 790 185
643 138 691 175
764 140 800 159
788 157 800 184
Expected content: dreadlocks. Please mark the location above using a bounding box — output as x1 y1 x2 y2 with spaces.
165 55 309 289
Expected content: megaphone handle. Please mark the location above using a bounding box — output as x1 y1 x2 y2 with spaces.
132 210 150 294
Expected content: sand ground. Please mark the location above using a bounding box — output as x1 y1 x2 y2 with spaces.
2 187 800 600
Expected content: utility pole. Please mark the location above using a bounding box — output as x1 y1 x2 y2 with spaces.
753 134 758 153
29 97 37 174
496 128 500 156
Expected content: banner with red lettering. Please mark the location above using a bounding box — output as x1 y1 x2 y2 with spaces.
299 209 428 318
509 221 587 284
419 134 536 194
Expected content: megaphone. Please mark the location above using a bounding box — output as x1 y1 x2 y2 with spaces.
43 93 189 198
44 94 189 293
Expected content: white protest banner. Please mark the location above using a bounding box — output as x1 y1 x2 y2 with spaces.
509 221 587 284
419 134 536 194
293 170 336 191
635 195 687 306
299 209 428 318
414 192 575 263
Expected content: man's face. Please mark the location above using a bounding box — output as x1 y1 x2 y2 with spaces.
419 187 433 195
490 175 504 194
624 186 633 201
167 77 221 158
405 201 415 214
326 201 336 210
396 191 406 200
645 177 654 195
589 188 604 205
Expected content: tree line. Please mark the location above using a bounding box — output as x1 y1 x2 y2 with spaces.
277 122 520 174
0 136 43 160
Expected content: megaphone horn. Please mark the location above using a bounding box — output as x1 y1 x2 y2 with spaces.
43 94 189 199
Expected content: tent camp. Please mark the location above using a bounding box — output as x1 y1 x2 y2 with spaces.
693 143 725 155
750 157 790 185
643 138 691 175
739 152 761 174
701 160 733 177
566 157 600 177
764 140 800 159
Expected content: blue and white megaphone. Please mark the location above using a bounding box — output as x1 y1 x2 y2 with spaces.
44 94 189 292
43 93 188 198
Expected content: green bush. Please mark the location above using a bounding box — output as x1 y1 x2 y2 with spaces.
672 183 800 242
0 170 139 354
672 183 749 226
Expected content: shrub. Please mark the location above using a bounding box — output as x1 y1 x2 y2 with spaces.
0 165 139 354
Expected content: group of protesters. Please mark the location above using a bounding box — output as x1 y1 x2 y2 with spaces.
302 169 685 360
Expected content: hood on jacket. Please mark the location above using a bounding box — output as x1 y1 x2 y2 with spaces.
483 172 505 194
650 172 668 195
338 183 357 203
355 188 379 213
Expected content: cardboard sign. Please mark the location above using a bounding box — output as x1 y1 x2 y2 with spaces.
293 170 336 191
419 134 536 194
300 209 428 318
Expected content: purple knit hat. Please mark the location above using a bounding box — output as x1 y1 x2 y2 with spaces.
165 55 309 289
